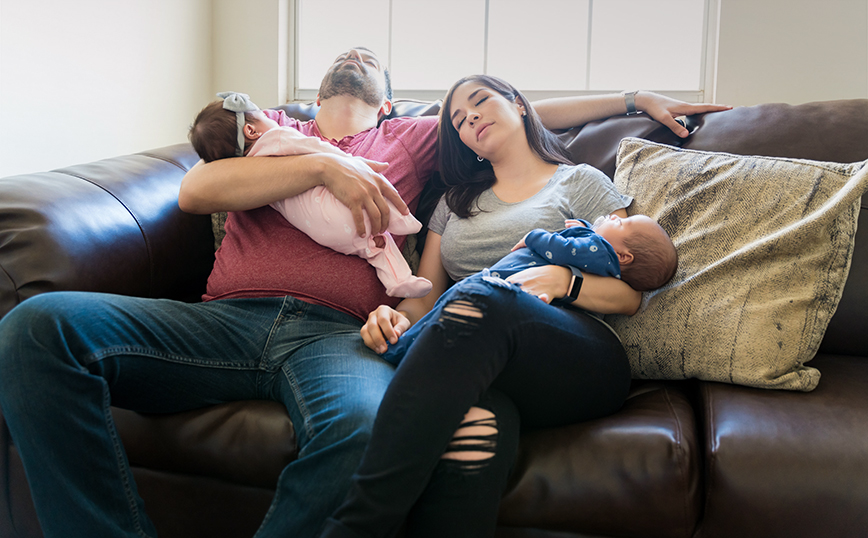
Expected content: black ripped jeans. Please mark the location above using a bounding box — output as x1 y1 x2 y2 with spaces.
321 274 632 538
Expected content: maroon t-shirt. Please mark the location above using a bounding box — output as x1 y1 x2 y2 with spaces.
203 110 439 321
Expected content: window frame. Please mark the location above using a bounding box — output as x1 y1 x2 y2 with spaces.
287 0 719 104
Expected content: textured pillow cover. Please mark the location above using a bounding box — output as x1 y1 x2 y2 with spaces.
606 138 868 391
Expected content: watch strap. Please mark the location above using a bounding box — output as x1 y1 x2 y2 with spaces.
566 267 583 300
622 90 640 116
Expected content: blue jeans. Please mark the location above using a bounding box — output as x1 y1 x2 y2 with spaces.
0 292 399 538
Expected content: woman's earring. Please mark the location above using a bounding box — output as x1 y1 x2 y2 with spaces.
477 155 484 162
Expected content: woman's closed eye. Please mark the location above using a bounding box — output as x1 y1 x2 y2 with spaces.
454 96 490 130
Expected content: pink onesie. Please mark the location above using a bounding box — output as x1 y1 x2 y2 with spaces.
247 127 432 298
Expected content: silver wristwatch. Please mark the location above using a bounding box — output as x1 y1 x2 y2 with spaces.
621 90 640 115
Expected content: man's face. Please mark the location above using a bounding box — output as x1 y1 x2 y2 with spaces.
318 48 388 108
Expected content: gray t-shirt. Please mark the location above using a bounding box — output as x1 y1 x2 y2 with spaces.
429 163 632 282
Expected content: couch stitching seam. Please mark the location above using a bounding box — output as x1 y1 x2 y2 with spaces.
135 152 192 172
55 170 154 297
663 386 692 537
701 383 716 533
0 264 18 310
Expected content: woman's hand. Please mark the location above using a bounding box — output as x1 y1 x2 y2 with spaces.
635 92 732 138
506 265 572 304
361 305 412 354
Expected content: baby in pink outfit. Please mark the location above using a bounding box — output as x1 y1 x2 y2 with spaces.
189 92 432 298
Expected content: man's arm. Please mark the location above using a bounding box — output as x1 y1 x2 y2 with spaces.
532 91 732 138
178 152 404 236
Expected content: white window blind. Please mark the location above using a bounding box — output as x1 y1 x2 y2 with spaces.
294 0 713 102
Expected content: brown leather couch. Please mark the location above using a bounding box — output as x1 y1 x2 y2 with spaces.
1 98 866 538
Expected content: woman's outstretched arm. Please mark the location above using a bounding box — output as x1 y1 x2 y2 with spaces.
532 91 731 137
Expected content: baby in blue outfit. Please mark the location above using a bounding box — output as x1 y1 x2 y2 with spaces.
381 213 677 365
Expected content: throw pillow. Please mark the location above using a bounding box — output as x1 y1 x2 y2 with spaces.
606 138 868 391
211 212 228 250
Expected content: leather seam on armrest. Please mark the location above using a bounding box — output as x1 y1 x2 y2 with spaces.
662 386 695 536
0 264 18 309
136 152 193 173
53 170 154 297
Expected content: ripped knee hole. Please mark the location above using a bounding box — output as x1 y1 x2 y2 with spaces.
440 300 483 326
441 407 497 466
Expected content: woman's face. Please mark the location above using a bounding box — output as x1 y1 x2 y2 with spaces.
447 81 526 160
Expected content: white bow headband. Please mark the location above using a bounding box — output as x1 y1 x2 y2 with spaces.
217 91 260 157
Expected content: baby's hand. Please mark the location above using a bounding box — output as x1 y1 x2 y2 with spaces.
511 232 531 252
564 219 587 228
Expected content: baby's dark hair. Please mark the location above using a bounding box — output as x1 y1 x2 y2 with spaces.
619 222 678 291
188 101 256 163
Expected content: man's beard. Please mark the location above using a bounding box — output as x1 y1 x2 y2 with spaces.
318 65 384 108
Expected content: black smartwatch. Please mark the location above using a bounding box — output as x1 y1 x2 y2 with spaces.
565 267 583 301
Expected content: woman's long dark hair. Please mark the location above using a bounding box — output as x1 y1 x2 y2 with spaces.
438 75 573 218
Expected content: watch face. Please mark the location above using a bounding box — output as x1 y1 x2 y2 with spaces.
568 274 583 299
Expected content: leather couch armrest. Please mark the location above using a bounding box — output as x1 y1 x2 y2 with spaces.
0 143 214 320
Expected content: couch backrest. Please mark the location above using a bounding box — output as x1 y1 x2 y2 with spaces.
1 99 866 357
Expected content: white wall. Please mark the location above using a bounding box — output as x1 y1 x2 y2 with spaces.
212 0 289 109
0 0 213 177
0 0 865 179
715 0 868 106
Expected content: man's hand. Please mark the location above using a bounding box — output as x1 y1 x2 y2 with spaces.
361 305 411 354
506 265 572 304
317 154 406 236
636 92 732 138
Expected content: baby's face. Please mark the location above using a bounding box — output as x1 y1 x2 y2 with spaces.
592 214 657 251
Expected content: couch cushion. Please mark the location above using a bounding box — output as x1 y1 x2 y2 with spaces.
497 383 700 538
114 401 296 489
682 100 868 166
696 354 868 538
606 138 868 391
819 205 868 356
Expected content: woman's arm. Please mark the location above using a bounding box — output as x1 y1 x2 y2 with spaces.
396 232 452 325
504 265 642 315
361 231 451 353
571 272 642 315
178 152 404 236
532 91 731 137
504 207 640 315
